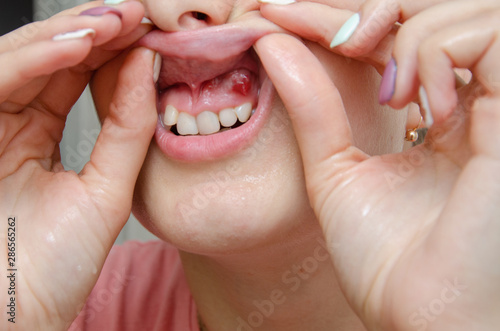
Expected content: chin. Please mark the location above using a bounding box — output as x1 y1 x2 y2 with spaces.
92 22 403 256
92 23 319 255
132 99 316 256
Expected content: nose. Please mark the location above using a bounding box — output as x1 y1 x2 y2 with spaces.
145 0 234 31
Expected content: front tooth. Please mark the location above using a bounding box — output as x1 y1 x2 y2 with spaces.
235 102 252 123
177 112 198 135
197 111 220 135
163 105 179 126
219 108 237 127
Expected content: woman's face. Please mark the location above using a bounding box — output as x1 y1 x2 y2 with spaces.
93 0 405 255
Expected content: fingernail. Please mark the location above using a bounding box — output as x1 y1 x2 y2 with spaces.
330 13 360 48
52 28 96 41
103 0 126 4
79 6 122 18
141 17 154 25
153 52 162 83
379 58 397 104
419 86 433 127
257 0 296 4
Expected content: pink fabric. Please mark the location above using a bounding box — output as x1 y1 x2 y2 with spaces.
69 241 199 331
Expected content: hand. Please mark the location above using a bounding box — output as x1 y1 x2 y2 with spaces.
256 0 500 330
258 0 482 124
0 2 157 330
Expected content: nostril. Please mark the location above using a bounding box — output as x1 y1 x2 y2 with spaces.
192 11 209 22
178 11 212 29
146 0 231 32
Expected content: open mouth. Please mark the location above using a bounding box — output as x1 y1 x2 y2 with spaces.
156 50 262 136
138 26 274 161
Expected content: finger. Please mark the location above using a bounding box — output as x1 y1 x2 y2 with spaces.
417 9 500 125
0 6 148 108
406 102 422 131
429 98 500 297
427 11 500 281
259 2 395 72
0 36 94 103
387 0 500 110
327 0 450 57
0 13 124 101
0 1 145 52
0 11 116 52
254 33 354 169
82 1 147 41
55 1 149 52
81 47 157 223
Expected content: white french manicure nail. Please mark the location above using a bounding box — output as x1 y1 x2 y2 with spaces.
153 52 161 83
141 17 154 25
104 0 126 4
330 13 360 48
419 86 433 127
258 0 296 5
52 28 96 41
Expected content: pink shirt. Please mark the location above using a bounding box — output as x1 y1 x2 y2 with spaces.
69 241 199 331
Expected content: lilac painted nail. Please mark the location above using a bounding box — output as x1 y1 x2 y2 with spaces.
79 6 123 19
379 58 397 104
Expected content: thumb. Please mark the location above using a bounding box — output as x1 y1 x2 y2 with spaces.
255 34 354 169
82 47 158 222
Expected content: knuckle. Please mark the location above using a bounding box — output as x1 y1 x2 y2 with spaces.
417 35 440 66
339 39 373 58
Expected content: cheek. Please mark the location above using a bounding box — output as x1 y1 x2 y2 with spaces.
307 41 406 155
132 102 311 253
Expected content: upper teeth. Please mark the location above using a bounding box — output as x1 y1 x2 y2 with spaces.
163 102 255 136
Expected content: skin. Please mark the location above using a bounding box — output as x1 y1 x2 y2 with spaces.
91 2 402 329
0 0 499 331
257 0 500 330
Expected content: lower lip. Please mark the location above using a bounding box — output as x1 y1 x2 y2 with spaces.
154 78 274 162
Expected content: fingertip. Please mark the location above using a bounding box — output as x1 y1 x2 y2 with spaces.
83 46 157 195
39 37 94 73
426 85 458 126
418 86 433 127
335 0 399 57
103 0 127 4
379 57 397 105
380 51 421 110
79 6 123 19
52 28 96 41
68 1 145 40
418 53 458 125
255 33 353 166
330 12 360 49
257 0 296 4
111 46 157 125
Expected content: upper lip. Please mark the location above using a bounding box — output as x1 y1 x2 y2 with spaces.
138 24 270 61
137 25 272 88
138 24 278 160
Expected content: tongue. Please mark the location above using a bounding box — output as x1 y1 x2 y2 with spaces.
159 69 259 115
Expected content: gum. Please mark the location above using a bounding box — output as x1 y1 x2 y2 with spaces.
158 68 259 116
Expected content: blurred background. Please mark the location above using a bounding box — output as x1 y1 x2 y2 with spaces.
1 0 157 244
